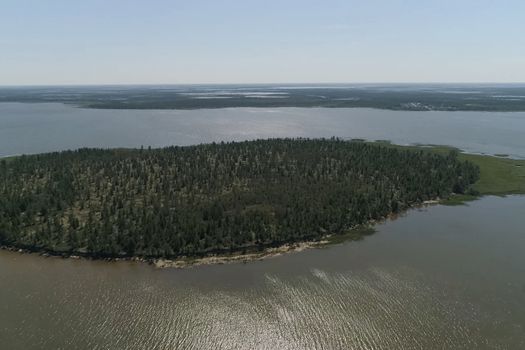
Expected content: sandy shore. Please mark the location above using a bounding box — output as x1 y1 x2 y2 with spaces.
0 239 330 269
152 240 330 268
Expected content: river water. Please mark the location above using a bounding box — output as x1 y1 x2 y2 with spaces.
1 103 524 349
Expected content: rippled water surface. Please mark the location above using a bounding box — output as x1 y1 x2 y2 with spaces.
1 196 524 349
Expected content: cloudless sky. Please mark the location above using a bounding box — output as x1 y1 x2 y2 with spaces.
1 0 524 85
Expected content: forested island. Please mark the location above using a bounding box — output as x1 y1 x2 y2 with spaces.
0 139 480 260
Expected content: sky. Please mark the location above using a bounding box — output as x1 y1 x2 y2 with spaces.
1 0 525 85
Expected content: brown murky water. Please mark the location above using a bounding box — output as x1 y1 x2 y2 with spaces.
1 196 524 349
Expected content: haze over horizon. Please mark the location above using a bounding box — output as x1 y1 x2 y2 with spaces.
2 0 525 85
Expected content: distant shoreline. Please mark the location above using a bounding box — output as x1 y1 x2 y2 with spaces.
6 99 525 113
3 84 525 112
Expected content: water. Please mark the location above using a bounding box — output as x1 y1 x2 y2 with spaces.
1 103 525 158
1 103 525 349
1 196 524 349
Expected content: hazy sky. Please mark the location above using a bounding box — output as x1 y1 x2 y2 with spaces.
1 0 524 85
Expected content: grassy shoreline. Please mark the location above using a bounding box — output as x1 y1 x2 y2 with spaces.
369 141 525 202
425 147 525 204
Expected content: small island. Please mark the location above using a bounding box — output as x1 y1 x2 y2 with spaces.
0 138 484 265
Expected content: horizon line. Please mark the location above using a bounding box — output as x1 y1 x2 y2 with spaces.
2 82 525 88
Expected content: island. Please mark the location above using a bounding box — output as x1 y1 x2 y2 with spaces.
0 138 489 266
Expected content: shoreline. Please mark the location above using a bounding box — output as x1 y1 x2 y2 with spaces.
5 100 525 113
0 199 447 269
0 238 330 269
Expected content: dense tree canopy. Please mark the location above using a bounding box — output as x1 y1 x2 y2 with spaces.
0 139 479 258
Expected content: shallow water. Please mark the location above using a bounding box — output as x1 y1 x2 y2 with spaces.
1 196 524 349
1 103 525 158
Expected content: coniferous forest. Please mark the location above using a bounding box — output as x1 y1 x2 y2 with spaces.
0 139 479 258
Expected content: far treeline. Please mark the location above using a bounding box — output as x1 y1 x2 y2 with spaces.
0 139 479 258
3 86 525 111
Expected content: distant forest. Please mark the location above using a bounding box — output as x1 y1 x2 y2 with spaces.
0 139 479 258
